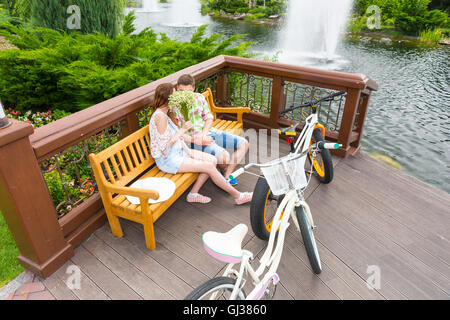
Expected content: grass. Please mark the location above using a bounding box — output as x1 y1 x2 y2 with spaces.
0 211 24 288
419 28 446 43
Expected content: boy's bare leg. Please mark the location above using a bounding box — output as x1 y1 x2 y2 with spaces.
223 140 249 177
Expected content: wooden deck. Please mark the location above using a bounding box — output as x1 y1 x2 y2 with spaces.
40 143 450 300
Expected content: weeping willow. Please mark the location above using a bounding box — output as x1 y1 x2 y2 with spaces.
31 0 125 37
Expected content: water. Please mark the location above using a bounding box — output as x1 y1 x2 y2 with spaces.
130 4 450 193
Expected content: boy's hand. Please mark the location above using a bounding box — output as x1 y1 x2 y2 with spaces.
193 134 214 146
202 135 214 146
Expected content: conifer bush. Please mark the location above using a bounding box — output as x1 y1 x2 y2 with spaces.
0 16 252 112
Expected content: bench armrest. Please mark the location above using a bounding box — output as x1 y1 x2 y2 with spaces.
211 106 251 123
104 183 160 201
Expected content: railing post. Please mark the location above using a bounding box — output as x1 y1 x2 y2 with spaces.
0 120 74 278
120 112 140 138
269 76 284 128
216 71 228 106
337 88 361 157
351 92 371 152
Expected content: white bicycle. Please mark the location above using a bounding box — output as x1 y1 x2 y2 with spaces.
185 92 345 300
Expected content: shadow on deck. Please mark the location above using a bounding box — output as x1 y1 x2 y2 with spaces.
40 143 450 300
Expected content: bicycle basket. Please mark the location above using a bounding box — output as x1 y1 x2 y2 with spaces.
260 154 307 196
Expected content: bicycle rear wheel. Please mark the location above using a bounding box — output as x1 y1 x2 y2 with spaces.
295 206 322 274
184 277 247 300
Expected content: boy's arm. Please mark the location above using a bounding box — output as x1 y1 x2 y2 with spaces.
199 94 214 135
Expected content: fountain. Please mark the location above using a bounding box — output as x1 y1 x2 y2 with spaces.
133 0 161 13
163 0 204 27
279 0 354 68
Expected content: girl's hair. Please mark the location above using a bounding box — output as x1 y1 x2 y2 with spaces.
152 83 179 127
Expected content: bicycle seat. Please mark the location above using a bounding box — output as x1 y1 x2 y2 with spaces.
202 224 248 264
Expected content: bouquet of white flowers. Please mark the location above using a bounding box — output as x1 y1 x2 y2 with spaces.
168 90 196 121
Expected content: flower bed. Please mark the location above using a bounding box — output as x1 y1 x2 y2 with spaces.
5 108 113 218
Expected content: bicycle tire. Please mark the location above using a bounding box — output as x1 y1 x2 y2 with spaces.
184 277 247 300
250 176 280 241
309 128 334 184
295 205 322 274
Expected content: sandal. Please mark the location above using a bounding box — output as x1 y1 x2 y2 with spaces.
235 192 253 205
187 193 212 204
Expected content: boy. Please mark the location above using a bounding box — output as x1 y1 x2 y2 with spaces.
174 74 249 185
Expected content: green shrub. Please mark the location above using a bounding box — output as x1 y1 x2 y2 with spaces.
395 8 448 35
202 0 286 18
0 20 252 112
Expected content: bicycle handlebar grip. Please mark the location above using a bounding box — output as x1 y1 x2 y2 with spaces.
229 167 246 180
317 142 342 150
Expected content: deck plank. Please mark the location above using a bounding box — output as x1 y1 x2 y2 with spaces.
70 244 142 300
94 224 194 299
45 260 110 300
82 234 172 299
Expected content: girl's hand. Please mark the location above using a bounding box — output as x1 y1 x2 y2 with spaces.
182 121 193 132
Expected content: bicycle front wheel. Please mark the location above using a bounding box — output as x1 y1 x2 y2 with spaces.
295 206 322 274
250 176 285 241
309 128 334 184
184 277 247 300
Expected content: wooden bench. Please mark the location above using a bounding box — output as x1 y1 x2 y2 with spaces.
88 89 250 250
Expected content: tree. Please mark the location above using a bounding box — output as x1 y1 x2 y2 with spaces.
30 0 125 37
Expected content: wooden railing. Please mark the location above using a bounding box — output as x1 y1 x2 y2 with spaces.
0 55 377 278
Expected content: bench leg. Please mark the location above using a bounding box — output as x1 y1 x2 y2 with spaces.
106 211 124 238
143 221 156 250
140 201 156 250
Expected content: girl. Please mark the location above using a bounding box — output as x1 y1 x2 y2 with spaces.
149 83 252 205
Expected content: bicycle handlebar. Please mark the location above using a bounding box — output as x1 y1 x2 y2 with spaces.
317 142 341 151
229 143 342 180
279 91 346 115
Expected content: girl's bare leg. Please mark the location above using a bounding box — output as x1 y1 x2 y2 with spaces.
186 150 216 194
178 157 241 199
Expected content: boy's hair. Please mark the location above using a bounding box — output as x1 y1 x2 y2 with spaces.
177 74 195 87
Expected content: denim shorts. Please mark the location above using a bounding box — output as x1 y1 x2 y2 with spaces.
190 128 246 157
155 140 187 174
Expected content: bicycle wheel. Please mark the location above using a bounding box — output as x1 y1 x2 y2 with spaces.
309 128 334 184
250 176 284 241
184 277 247 300
295 205 322 274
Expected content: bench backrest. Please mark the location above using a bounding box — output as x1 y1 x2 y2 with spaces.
89 125 154 189
202 88 217 120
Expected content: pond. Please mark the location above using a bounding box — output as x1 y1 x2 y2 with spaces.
130 2 450 193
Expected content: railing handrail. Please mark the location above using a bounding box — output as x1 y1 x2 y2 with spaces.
29 54 378 162
223 56 379 91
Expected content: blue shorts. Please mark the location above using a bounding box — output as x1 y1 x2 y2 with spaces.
190 128 246 157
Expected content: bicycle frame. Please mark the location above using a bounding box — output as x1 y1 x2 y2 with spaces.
219 188 315 300
293 112 320 155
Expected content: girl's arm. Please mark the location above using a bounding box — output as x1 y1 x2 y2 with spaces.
155 113 188 148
